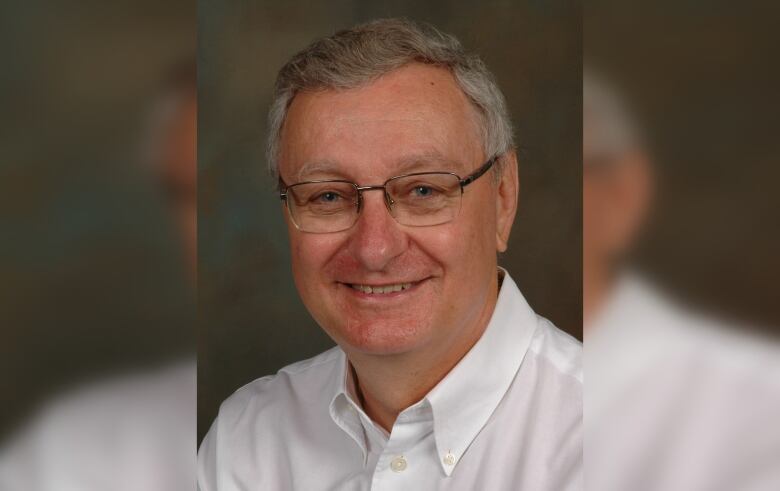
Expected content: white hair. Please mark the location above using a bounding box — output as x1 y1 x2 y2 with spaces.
266 18 514 181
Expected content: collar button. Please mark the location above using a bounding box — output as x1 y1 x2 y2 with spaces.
443 453 456 466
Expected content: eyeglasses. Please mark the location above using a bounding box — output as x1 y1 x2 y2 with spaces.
279 155 498 233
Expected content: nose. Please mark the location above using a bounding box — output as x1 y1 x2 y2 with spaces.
346 189 408 271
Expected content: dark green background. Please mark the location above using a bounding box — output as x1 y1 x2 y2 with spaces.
198 0 582 441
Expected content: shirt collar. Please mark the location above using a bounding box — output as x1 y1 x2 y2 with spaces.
329 354 371 465
425 269 538 476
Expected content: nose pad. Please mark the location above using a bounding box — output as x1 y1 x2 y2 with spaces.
348 188 407 271
356 187 396 222
383 190 395 215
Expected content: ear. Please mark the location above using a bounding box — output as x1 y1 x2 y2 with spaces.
495 151 519 252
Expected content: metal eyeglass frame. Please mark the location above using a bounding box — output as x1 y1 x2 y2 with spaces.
279 154 499 230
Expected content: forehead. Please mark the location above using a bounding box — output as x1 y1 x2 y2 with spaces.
279 63 483 180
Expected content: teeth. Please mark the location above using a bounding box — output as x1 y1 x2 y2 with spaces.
350 282 414 294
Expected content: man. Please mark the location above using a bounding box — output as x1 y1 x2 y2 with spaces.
199 19 581 490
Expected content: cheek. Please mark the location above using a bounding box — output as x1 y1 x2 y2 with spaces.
410 205 495 276
458 190 499 255
289 232 343 290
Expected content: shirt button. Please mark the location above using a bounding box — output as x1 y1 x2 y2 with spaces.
390 456 407 472
443 453 456 466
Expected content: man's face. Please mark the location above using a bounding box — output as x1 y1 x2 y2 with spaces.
278 63 515 356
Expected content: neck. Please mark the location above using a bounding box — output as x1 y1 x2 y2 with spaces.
347 276 499 432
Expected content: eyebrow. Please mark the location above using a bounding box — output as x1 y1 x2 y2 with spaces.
294 152 467 182
294 160 344 181
392 153 464 176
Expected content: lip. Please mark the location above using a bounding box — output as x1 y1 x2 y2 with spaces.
338 277 430 300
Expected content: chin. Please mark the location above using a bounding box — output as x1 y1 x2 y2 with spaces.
334 318 429 356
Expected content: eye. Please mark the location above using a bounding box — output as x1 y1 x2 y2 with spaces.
412 185 436 197
316 191 341 203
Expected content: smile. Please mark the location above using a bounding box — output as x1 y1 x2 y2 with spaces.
348 282 415 294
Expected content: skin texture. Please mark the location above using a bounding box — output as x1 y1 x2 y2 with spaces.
278 63 518 430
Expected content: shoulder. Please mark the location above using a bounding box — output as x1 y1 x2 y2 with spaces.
198 348 343 490
499 314 581 478
528 316 583 385
213 346 343 431
499 270 582 386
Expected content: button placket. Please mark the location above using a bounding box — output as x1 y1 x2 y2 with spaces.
375 401 434 478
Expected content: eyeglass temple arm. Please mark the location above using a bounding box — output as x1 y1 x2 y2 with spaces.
459 155 498 188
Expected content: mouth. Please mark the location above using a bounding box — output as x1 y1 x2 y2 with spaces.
348 282 414 294
339 278 428 297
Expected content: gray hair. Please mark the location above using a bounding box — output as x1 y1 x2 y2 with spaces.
266 18 514 180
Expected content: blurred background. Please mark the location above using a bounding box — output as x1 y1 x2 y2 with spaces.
585 2 780 330
584 2 780 490
198 0 582 442
0 1 195 489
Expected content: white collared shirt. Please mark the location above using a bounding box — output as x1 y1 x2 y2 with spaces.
198 271 582 490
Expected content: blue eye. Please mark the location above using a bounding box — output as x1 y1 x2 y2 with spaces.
317 192 340 202
413 186 434 197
